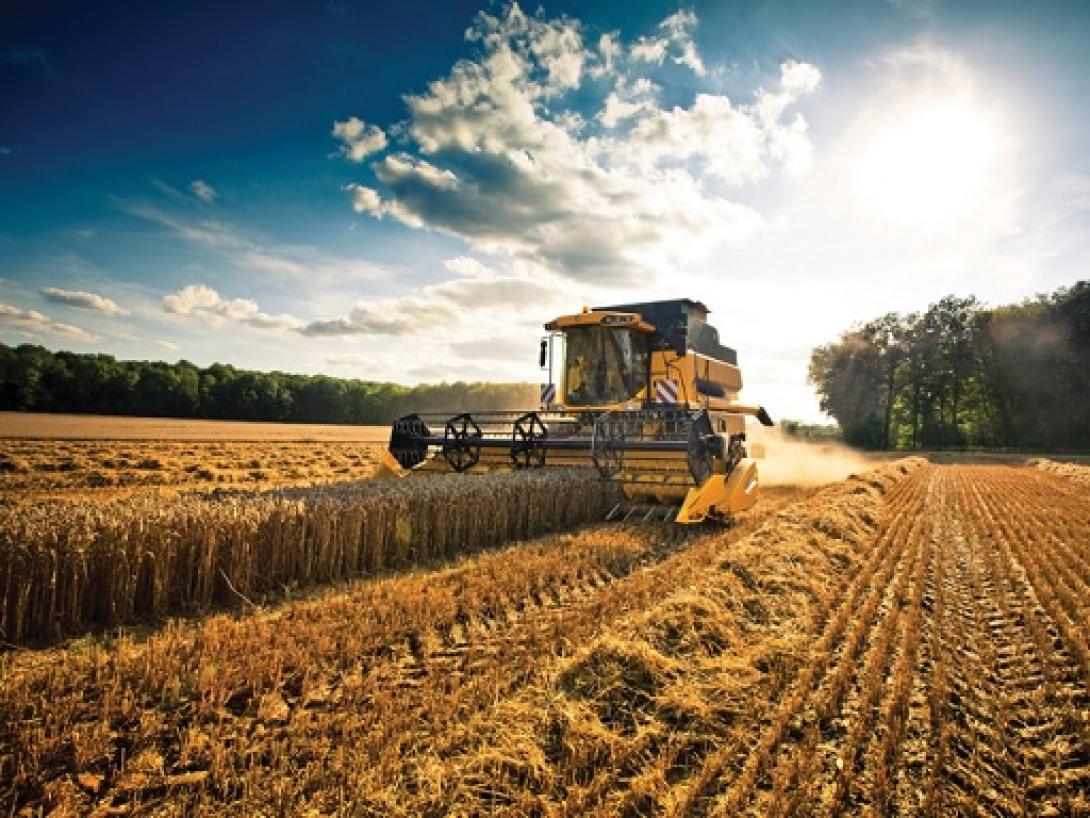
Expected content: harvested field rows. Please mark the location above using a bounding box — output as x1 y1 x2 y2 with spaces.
0 486 808 815
0 439 384 499
3 461 1089 816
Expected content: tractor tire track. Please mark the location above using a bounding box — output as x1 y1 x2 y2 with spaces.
923 466 1090 817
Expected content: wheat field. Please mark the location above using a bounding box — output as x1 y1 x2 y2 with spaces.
2 445 1090 816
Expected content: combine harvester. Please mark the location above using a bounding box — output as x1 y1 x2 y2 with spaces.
380 299 773 523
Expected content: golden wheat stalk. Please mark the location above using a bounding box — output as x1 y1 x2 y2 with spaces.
0 469 618 643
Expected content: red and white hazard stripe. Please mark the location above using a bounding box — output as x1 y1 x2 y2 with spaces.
654 378 680 404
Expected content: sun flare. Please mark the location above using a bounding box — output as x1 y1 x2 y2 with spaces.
856 97 1001 229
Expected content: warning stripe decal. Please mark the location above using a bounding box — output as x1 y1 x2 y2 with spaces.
654 378 680 404
540 382 556 405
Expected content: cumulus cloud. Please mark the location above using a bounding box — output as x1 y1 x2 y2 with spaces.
332 117 388 161
40 286 130 316
658 10 706 76
630 36 668 65
599 76 659 128
346 183 384 216
162 284 303 331
627 10 705 75
443 255 495 277
589 32 622 79
300 262 557 337
334 4 820 284
0 302 98 342
621 62 821 184
189 179 218 202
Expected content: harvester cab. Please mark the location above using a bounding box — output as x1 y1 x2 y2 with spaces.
380 298 774 523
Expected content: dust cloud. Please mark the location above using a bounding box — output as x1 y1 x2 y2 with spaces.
746 423 875 487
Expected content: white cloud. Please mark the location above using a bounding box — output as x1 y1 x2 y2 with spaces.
620 64 820 184
163 284 304 331
443 255 496 278
674 41 706 77
630 37 668 65
332 117 388 161
599 77 659 128
658 10 697 40
779 60 823 96
346 183 384 216
156 339 179 351
0 146 11 157
189 179 219 202
40 286 130 316
658 10 706 76
336 5 820 285
300 258 565 339
589 31 621 79
629 10 705 75
0 302 98 342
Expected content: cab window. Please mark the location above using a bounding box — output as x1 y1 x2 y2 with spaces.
564 326 648 406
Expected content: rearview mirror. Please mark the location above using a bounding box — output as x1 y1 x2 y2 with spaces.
539 338 548 368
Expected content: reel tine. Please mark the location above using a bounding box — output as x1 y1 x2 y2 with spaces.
604 499 683 526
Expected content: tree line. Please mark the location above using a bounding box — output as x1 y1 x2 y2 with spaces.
0 344 536 425
808 281 1090 450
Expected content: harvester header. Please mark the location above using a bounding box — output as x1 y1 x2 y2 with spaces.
380 298 773 523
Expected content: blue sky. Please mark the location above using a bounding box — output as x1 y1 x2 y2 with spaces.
2 0 1088 421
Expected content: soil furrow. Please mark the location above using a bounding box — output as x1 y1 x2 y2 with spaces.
668 466 930 817
924 466 1090 817
725 469 932 818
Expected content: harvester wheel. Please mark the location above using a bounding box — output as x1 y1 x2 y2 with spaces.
390 414 431 470
591 412 625 479
442 413 483 472
510 412 547 469
685 411 717 485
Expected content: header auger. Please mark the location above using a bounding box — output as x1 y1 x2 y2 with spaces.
379 299 774 523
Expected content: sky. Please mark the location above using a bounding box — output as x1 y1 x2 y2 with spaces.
2 0 1088 422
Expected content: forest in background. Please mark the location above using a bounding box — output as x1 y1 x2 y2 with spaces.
0 344 536 425
809 281 1090 450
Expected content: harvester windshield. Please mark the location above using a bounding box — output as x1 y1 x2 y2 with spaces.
564 326 648 406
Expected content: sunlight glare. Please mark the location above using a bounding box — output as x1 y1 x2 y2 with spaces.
856 97 1001 230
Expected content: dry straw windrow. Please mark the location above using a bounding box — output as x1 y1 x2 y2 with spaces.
0 468 619 643
394 457 928 815
1031 457 1090 488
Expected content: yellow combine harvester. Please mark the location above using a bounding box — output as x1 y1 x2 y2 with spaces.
380 299 773 523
